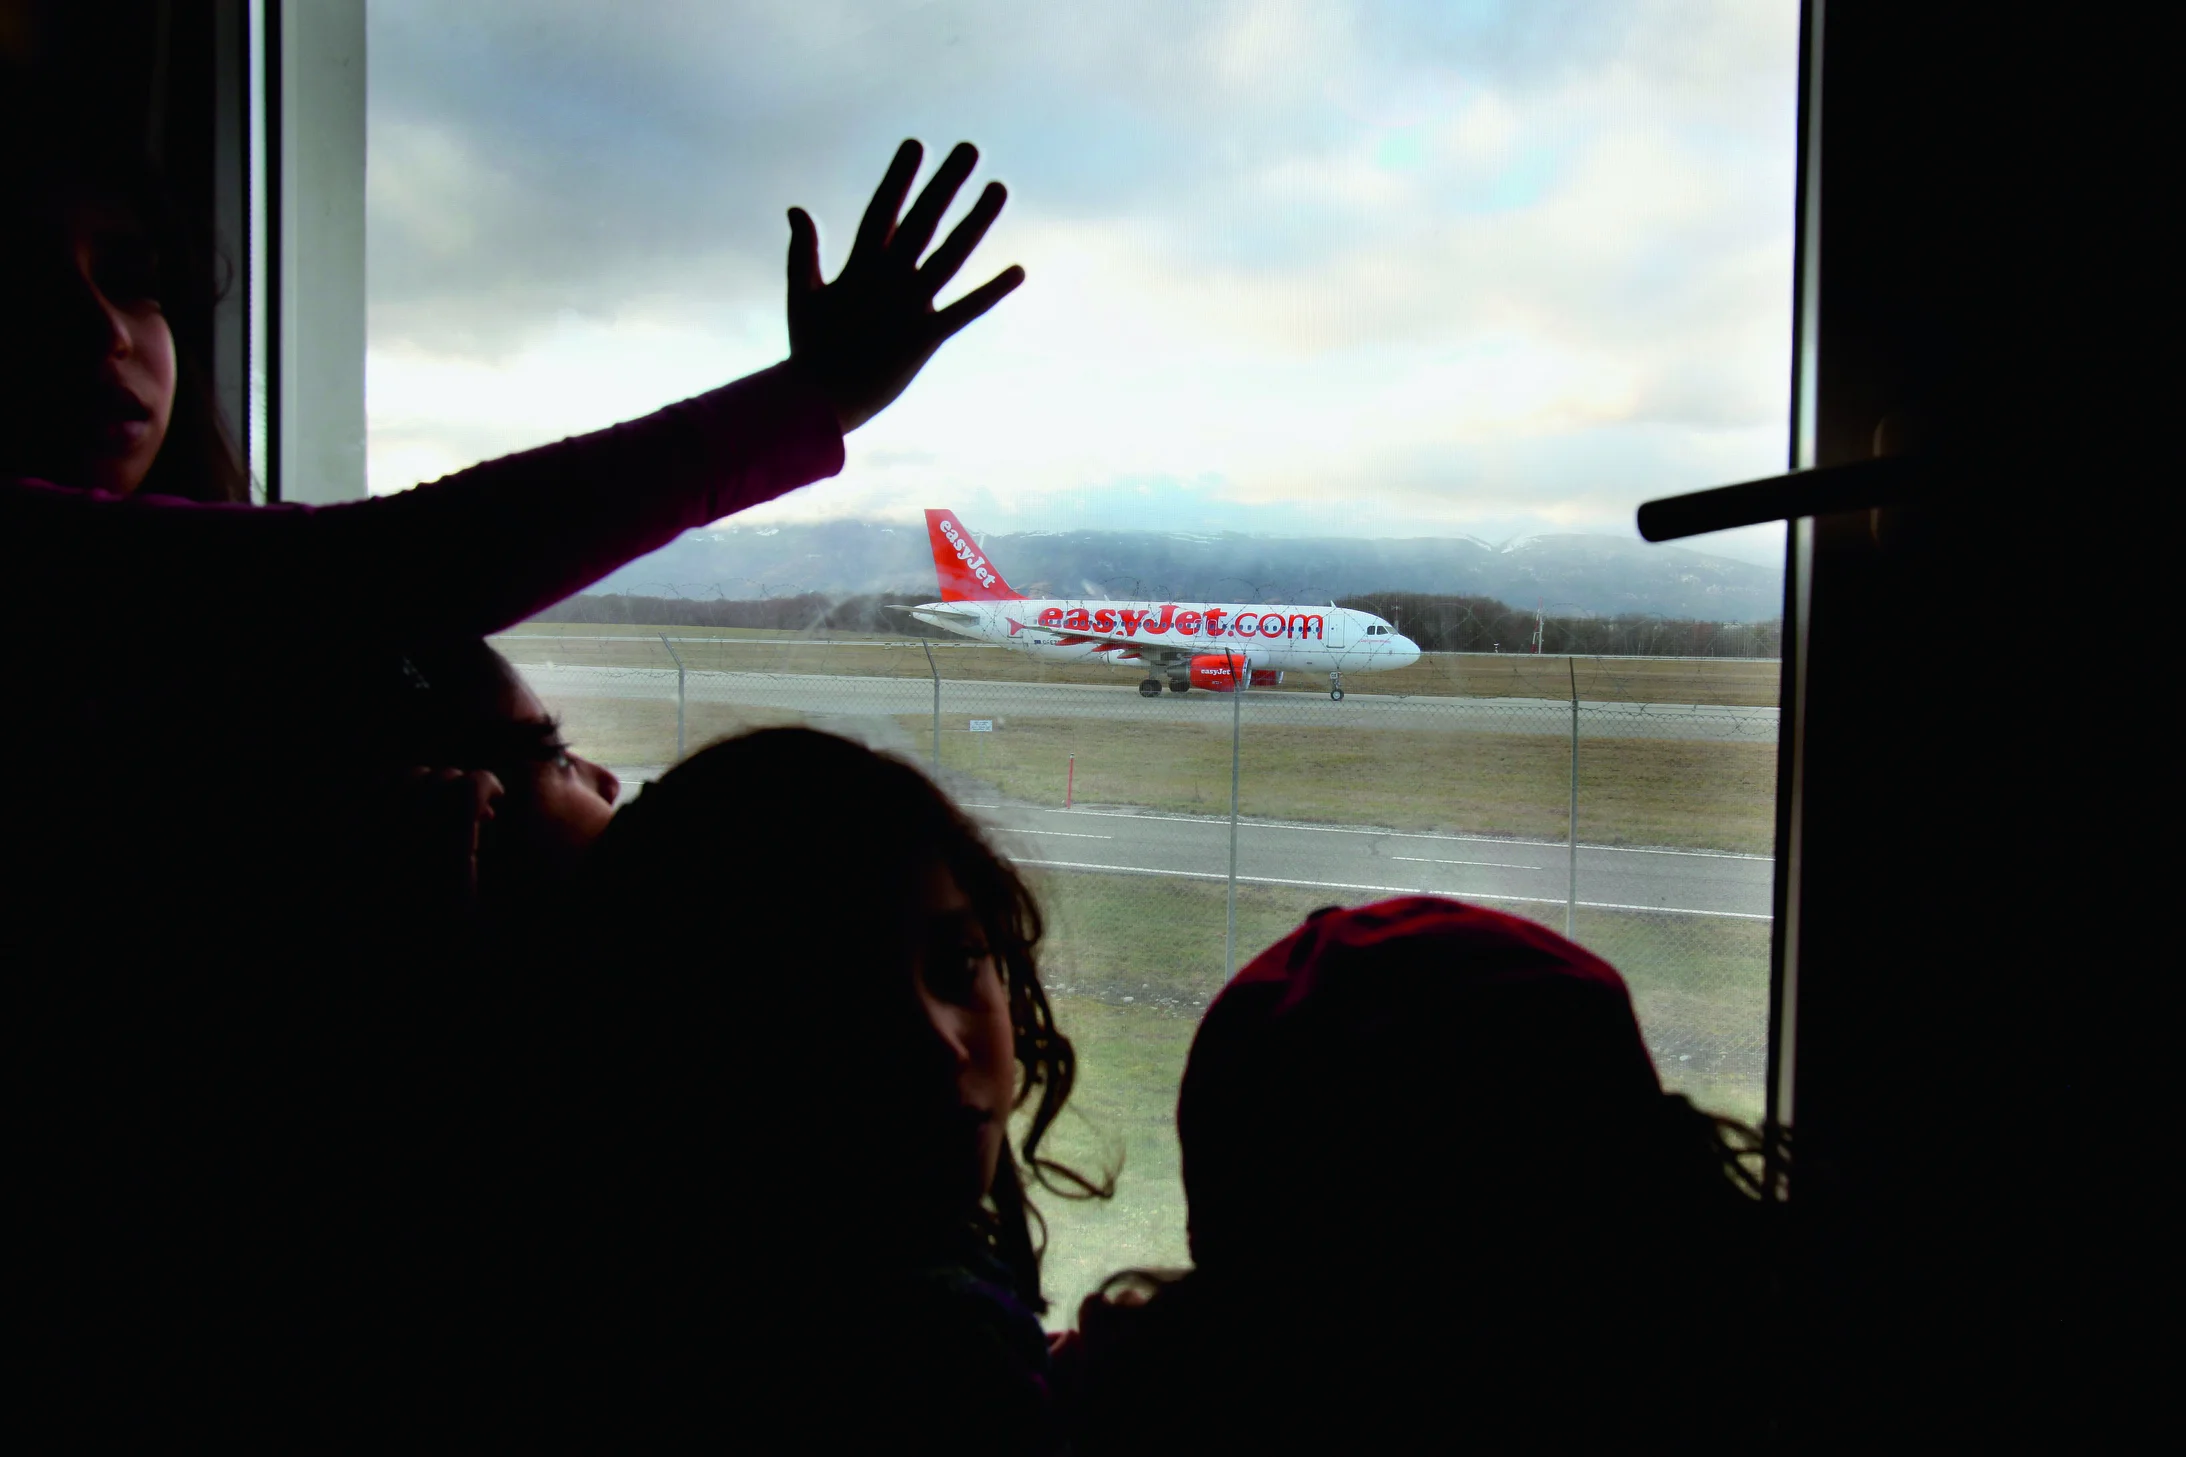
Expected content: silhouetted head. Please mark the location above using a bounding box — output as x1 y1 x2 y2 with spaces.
382 639 621 907
1178 897 1744 1283
1 140 246 500
581 727 1102 1301
1070 898 1764 1454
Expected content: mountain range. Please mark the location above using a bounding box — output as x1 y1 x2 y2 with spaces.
592 520 1785 621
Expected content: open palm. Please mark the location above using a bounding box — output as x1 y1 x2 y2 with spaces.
787 140 1025 434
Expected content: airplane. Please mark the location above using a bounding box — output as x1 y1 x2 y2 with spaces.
896 508 1423 700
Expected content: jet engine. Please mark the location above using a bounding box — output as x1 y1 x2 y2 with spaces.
1189 655 1283 691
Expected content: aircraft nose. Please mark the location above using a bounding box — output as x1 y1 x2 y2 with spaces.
1394 636 1422 666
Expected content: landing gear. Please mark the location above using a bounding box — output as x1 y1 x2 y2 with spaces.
1329 671 1345 702
1167 677 1190 694
1138 678 1162 698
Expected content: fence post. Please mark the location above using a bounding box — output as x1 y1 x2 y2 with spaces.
658 634 686 762
1225 649 1243 975
1567 655 1578 938
919 639 941 773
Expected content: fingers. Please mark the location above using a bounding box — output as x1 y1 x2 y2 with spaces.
468 770 506 819
894 141 980 268
918 180 1007 296
931 264 1027 342
851 139 924 269
786 207 822 293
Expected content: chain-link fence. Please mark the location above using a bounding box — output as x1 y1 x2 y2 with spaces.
496 625 1779 1318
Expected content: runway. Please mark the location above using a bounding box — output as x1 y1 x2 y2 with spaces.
515 663 1779 743
531 656 1775 921
598 774 1772 923
978 800 1768 920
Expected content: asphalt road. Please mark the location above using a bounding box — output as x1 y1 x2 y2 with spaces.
972 799 1769 922
516 663 1778 743
596 774 1771 924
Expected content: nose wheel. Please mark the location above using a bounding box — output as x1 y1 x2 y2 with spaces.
1138 678 1162 698
1329 672 1345 702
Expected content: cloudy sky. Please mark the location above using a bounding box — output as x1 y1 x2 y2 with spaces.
365 0 1799 564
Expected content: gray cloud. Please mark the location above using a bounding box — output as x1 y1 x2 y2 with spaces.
367 1 1781 352
366 0 1800 547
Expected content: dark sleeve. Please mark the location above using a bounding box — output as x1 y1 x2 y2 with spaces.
4 361 843 640
875 1270 1062 1457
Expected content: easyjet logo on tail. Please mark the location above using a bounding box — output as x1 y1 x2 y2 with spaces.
1037 606 1325 641
924 508 1023 603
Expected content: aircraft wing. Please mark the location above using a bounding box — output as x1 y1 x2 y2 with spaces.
888 603 983 624
1023 621 1194 666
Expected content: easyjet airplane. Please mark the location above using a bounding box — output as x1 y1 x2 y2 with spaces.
897 509 1422 699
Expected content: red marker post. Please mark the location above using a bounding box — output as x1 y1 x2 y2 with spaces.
1065 755 1076 809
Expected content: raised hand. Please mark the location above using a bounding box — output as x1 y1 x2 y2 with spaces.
787 140 1025 433
391 766 504 911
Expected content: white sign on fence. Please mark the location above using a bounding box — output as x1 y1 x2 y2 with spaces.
968 719 995 733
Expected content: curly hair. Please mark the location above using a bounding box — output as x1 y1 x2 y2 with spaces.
934 798 1118 1303
584 726 1115 1310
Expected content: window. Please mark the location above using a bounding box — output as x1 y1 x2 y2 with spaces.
368 0 1800 1320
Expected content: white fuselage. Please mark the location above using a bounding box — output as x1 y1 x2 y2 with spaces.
905 600 1423 677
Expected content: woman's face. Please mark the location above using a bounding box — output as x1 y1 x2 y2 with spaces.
1 197 177 494
494 679 621 879
908 863 1019 1204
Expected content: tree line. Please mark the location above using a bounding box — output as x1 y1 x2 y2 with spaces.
1334 592 1781 658
534 590 1781 658
531 590 953 637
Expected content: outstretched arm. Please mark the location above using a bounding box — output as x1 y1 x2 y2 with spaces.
323 138 1027 636
5 142 1025 641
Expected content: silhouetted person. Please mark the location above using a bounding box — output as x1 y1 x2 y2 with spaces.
359 637 625 917
451 728 1112 1449
1 131 1020 930
1067 897 1774 1454
4 637 632 1442
5 127 1030 1440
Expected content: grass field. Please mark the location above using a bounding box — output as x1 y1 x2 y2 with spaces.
545 698 824 767
931 714 1777 855
1019 867 1769 1325
534 691 1777 856
493 625 1783 707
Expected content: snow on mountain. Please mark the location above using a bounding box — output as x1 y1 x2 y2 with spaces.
588 521 1783 620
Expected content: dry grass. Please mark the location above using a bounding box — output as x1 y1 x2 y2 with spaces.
937 715 1777 855
540 699 811 767
539 693 1775 855
1020 994 1195 1323
1028 868 1767 1119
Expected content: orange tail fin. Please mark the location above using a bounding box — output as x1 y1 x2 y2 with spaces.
924 509 1024 602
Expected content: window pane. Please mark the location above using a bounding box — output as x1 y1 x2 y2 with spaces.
369 0 1798 1322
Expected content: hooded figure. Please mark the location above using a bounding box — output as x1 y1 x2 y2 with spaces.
1070 897 1770 1454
